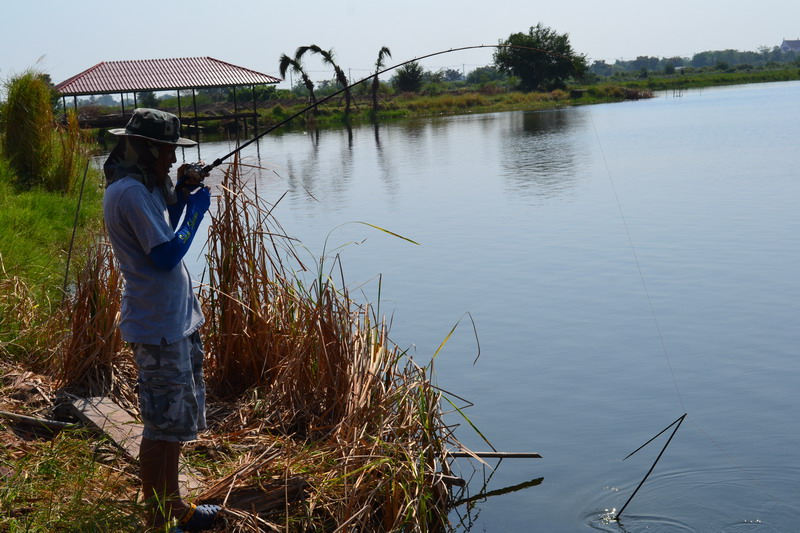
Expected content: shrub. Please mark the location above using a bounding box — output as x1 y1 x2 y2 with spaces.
2 71 54 190
423 82 445 96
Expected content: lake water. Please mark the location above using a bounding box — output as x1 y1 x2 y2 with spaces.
174 81 799 531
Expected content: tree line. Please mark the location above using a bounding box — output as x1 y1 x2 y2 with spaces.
590 46 800 78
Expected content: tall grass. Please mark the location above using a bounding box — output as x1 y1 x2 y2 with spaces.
198 156 461 530
47 110 94 193
1 70 93 193
56 237 128 399
1 70 52 190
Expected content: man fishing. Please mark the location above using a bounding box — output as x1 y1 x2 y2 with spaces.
103 108 219 532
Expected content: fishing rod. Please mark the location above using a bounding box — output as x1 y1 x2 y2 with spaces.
186 43 581 180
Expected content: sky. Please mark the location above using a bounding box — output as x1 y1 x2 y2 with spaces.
2 0 799 89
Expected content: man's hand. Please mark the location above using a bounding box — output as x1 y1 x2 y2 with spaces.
175 161 206 198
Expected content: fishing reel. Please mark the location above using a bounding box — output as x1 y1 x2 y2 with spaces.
181 162 210 185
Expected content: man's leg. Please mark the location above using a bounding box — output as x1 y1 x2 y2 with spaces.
140 437 190 528
134 335 205 528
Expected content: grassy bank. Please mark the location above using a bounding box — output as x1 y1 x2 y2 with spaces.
143 84 654 134
289 67 799 126
0 165 103 286
621 65 800 91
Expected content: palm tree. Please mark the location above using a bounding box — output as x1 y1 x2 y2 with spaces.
278 53 317 106
296 45 351 118
371 46 392 117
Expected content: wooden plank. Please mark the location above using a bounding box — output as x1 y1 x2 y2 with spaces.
70 397 203 495
71 397 143 459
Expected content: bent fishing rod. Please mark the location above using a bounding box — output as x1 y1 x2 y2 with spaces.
190 43 581 178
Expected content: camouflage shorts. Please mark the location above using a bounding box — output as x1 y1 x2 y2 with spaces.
132 331 206 442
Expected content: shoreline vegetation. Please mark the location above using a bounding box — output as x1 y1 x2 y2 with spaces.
70 65 800 139
1 63 798 530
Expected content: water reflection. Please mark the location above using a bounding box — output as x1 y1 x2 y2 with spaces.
373 123 400 199
451 462 544 533
500 109 589 201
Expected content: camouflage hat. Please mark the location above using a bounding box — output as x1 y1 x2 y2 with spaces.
109 108 196 146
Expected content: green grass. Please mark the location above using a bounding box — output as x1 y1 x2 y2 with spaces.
0 150 103 365
0 168 103 287
0 427 144 532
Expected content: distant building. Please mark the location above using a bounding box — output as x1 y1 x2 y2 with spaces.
780 39 800 52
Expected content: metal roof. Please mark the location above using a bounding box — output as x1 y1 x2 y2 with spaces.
55 57 281 96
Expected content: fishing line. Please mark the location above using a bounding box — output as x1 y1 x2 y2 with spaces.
584 98 696 521
61 158 91 307
587 112 687 413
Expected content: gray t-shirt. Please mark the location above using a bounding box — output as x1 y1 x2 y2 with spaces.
103 177 204 344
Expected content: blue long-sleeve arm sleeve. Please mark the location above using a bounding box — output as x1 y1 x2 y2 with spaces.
167 196 187 229
149 188 210 270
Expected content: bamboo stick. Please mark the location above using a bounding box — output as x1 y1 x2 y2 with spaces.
448 451 542 459
0 410 77 432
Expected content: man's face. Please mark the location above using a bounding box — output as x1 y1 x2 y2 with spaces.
154 144 177 181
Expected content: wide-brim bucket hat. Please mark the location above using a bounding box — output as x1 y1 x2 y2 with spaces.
109 108 197 146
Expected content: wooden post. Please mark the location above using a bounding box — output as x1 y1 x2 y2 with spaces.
73 95 78 113
120 92 125 118
133 92 138 108
251 84 258 135
176 89 184 159
191 88 199 142
232 86 241 136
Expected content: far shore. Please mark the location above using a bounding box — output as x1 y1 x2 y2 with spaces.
75 66 800 139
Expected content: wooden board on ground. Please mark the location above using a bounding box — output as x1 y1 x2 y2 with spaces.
70 397 203 495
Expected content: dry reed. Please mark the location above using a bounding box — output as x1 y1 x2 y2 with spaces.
0 256 49 364
55 237 131 400
200 155 463 530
